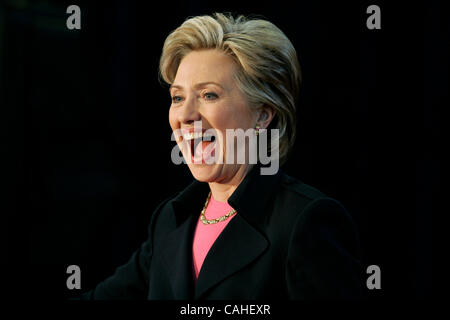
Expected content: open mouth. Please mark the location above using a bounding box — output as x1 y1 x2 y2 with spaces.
183 130 217 164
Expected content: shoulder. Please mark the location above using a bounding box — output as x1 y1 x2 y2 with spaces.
279 172 327 201
274 171 344 217
275 171 357 240
280 176 364 298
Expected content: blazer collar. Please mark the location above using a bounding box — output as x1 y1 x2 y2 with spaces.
227 164 283 226
171 164 284 226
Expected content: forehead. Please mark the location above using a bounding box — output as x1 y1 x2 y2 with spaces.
173 49 237 87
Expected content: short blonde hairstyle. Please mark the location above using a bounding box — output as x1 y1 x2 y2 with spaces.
159 13 301 165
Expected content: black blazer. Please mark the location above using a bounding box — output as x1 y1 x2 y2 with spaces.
80 166 364 300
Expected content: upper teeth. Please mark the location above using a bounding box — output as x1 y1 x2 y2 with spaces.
183 132 213 141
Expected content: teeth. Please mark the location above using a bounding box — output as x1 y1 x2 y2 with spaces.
183 131 214 141
183 132 202 141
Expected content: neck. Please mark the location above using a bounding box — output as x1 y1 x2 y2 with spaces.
208 164 254 202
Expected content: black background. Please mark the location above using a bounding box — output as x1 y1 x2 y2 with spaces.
0 0 439 300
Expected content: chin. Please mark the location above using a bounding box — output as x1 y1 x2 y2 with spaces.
187 163 221 182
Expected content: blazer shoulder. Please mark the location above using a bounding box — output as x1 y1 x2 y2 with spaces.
279 172 327 201
276 172 354 226
279 174 360 262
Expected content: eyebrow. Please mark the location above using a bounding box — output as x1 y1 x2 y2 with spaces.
169 82 225 91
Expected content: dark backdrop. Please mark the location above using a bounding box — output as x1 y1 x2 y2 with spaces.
0 0 439 299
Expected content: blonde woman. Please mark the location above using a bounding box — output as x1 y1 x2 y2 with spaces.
80 13 363 300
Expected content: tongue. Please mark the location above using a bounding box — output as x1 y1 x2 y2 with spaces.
194 140 215 162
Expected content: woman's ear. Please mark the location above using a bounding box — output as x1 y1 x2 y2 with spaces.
257 106 275 129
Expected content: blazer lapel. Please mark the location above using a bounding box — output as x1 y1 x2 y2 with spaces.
194 214 268 299
160 208 197 300
159 181 209 299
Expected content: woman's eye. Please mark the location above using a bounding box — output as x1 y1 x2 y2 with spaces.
204 92 218 100
172 96 183 103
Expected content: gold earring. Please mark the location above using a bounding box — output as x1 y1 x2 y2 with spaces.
255 124 261 136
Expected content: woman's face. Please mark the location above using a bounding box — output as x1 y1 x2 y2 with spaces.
169 49 257 183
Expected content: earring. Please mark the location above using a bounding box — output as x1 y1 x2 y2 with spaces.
255 124 261 136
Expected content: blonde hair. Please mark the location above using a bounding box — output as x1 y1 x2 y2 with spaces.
159 13 301 165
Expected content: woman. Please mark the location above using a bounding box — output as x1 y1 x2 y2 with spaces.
81 13 363 299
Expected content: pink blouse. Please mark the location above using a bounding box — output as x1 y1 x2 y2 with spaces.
192 194 237 282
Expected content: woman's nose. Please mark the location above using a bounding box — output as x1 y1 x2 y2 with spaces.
178 96 201 125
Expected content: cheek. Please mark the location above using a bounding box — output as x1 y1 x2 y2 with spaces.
208 114 228 130
222 104 253 129
208 101 252 130
168 107 177 129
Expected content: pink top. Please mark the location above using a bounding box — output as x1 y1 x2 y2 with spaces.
192 194 237 282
